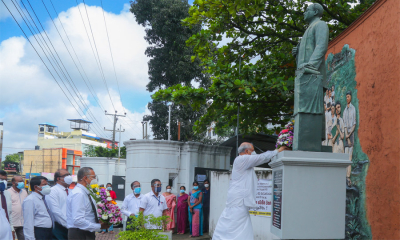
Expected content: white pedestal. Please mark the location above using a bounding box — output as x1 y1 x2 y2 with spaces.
269 151 350 239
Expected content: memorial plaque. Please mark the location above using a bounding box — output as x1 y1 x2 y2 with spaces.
272 170 283 229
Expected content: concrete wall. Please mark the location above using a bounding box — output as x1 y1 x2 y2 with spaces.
79 157 126 185
210 169 277 240
123 140 231 197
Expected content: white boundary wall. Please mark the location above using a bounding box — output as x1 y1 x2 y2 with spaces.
80 157 126 185
210 169 278 240
123 140 231 197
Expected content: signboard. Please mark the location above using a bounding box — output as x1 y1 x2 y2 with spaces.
196 174 207 182
4 162 19 172
249 179 273 217
41 172 54 181
25 173 41 179
272 170 283 229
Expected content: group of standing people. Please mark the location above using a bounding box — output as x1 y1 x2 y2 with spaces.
121 178 211 237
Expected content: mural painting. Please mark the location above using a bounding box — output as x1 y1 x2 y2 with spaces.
324 45 372 240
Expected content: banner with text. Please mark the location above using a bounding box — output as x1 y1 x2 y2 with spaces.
249 179 272 217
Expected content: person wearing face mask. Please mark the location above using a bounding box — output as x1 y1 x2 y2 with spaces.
201 180 211 233
46 169 72 240
66 167 109 240
121 181 142 229
139 179 168 229
188 181 203 237
176 186 188 235
213 143 290 240
162 185 176 232
22 176 53 240
8 175 28 240
0 170 14 240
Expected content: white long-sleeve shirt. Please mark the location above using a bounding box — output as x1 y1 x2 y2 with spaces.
22 192 52 240
0 189 13 231
66 183 100 232
46 184 69 228
121 193 142 217
0 208 12 240
226 150 278 208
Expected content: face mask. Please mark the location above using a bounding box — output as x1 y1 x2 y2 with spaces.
180 190 185 193
155 186 161 193
193 186 199 190
204 184 209 188
17 182 25 189
64 175 73 185
0 180 6 191
251 151 257 155
166 189 171 193
39 185 51 195
134 187 141 194
107 187 112 191
86 176 98 186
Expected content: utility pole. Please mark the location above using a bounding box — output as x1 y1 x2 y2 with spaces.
116 124 125 175
168 104 171 141
104 110 126 148
141 121 148 139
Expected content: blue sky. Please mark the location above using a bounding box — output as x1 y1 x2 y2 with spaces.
0 0 194 158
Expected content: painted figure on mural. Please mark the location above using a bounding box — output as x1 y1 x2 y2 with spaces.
331 86 335 102
326 102 337 146
332 102 345 154
343 91 356 185
324 102 331 146
291 3 329 151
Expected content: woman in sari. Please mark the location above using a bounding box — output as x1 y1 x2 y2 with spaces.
188 181 203 237
162 185 176 232
177 186 189 234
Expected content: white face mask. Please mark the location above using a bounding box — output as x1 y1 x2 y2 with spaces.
39 185 51 195
166 189 172 193
251 151 257 155
64 175 73 185
204 184 209 188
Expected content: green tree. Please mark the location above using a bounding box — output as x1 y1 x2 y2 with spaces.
130 0 211 141
153 0 375 135
83 146 126 159
1 153 21 170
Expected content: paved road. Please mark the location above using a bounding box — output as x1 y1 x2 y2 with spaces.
95 229 120 240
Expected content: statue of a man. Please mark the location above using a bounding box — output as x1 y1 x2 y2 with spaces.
291 3 329 152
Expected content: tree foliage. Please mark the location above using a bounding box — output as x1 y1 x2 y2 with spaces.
83 146 126 159
130 0 211 141
153 0 375 135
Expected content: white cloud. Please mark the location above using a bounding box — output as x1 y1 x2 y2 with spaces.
0 4 152 159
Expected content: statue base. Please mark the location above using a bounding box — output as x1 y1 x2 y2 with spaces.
269 151 350 239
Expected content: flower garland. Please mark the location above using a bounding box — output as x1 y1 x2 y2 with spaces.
87 184 123 225
275 120 294 148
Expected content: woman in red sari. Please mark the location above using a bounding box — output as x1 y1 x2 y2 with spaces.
177 186 189 234
162 185 177 232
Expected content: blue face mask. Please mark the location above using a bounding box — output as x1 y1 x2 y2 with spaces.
180 190 185 193
193 186 199 190
17 182 25 190
107 187 112 191
155 186 162 193
134 187 141 194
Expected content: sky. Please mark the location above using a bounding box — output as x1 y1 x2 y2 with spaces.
0 0 194 159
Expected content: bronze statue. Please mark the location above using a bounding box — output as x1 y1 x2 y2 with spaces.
292 3 329 152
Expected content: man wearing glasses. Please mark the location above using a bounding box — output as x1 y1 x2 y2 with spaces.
22 176 53 240
46 169 73 239
139 179 168 229
67 167 109 240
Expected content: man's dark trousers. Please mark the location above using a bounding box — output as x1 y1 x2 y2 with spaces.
68 228 95 240
34 227 53 240
52 222 68 240
203 206 210 233
14 226 25 240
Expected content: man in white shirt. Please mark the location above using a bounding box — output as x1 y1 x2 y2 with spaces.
23 176 53 240
213 143 289 240
46 169 73 240
8 175 28 240
139 179 168 229
343 91 356 185
122 181 142 229
67 167 109 240
0 170 14 239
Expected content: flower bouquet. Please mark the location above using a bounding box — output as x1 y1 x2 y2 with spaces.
275 121 294 149
87 184 123 225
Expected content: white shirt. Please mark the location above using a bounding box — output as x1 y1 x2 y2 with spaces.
0 189 13 231
0 208 12 240
140 191 167 229
121 193 142 217
226 150 278 208
46 184 69 228
66 183 101 232
23 192 52 240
